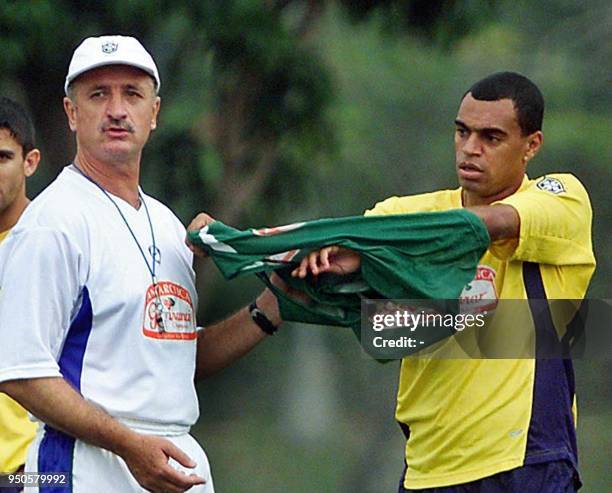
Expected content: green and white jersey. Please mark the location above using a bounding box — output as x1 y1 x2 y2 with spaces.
189 210 489 337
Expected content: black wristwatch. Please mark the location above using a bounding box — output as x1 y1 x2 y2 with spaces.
248 301 278 335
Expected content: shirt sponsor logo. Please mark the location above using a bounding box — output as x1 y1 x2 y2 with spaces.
536 176 565 194
142 281 196 340
460 265 498 313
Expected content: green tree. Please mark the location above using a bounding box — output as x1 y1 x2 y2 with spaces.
1 0 494 222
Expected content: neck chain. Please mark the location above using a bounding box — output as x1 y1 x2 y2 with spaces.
72 164 166 331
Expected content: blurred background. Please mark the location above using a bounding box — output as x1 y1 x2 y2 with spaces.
1 0 610 491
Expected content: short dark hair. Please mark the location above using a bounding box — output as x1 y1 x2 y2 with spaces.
0 97 36 156
466 72 544 136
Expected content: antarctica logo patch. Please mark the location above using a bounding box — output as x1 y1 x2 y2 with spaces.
143 281 196 340
460 265 498 314
536 176 565 194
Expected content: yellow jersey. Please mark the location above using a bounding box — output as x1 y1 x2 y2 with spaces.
366 174 595 489
0 228 38 473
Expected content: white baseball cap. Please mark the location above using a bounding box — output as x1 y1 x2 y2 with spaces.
65 35 160 94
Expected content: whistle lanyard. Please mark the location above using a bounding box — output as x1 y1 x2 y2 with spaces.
72 164 167 330
73 164 158 280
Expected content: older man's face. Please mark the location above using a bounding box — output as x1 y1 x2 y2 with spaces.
64 65 160 166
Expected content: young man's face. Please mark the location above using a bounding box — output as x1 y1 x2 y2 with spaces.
0 128 39 215
63 65 160 166
454 93 543 206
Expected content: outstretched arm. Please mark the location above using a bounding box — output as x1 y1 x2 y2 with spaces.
288 204 519 279
194 287 281 379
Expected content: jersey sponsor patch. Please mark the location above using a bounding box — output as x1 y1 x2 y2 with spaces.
536 176 566 194
460 265 498 313
143 281 196 340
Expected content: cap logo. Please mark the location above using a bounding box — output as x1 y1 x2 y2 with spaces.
101 41 118 54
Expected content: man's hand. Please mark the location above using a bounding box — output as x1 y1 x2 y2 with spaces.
291 246 361 278
0 378 205 493
185 212 215 257
120 433 206 493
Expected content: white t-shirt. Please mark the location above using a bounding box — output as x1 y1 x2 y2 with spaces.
0 166 199 433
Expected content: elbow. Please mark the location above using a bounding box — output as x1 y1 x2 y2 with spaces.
490 205 520 241
468 205 520 242
0 379 23 400
194 363 221 382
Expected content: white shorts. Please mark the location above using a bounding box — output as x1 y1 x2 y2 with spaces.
26 427 214 492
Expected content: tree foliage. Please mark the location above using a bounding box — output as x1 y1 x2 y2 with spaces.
0 0 494 222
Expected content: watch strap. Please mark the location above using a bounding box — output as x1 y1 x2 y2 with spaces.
248 301 278 335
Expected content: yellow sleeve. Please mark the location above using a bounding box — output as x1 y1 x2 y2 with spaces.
491 174 595 266
0 394 37 472
365 196 406 216
364 190 459 216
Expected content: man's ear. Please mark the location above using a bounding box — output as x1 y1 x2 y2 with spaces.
524 131 543 164
150 96 161 131
63 96 78 132
23 148 41 178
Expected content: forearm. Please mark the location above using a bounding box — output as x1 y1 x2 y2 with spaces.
195 289 280 380
1 377 208 490
466 204 520 241
0 377 137 457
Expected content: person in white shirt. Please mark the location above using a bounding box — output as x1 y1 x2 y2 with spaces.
0 35 283 493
